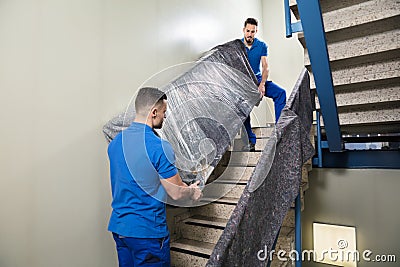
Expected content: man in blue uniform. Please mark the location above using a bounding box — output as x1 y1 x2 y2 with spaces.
107 87 202 267
242 17 287 151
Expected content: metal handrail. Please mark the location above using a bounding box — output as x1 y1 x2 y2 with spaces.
284 0 303 38
284 0 293 37
285 0 342 152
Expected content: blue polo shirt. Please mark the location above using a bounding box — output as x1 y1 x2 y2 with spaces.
242 38 268 83
107 122 178 238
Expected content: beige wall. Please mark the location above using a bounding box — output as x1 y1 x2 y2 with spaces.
303 169 400 267
0 1 303 266
0 1 111 266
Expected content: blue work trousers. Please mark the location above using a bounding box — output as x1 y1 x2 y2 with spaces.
112 233 170 267
244 80 286 144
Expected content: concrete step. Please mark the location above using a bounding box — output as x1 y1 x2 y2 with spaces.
337 101 400 125
309 56 400 127
199 196 239 205
191 197 238 220
310 57 399 89
206 174 248 186
226 151 262 166
322 0 399 33
210 177 248 185
317 101 400 128
171 251 208 267
340 122 400 134
252 127 275 137
319 0 372 13
304 29 400 66
299 15 399 49
315 83 400 109
212 166 254 181
229 137 269 151
319 101 400 126
202 182 246 199
290 0 371 18
328 50 400 73
183 214 228 228
291 0 399 33
179 220 224 244
170 238 214 255
170 239 212 267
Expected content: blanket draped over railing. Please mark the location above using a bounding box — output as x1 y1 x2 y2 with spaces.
207 68 314 266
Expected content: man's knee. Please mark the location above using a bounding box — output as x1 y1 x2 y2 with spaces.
265 81 286 100
270 86 286 106
278 88 286 103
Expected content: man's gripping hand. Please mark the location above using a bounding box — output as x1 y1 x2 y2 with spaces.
258 83 265 97
188 180 203 201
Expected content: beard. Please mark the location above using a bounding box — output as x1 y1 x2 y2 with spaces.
154 120 163 129
245 36 253 45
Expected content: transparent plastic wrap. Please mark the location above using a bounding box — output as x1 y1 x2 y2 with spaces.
103 39 261 185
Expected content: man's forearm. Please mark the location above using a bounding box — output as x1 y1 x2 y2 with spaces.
161 175 202 201
260 67 269 85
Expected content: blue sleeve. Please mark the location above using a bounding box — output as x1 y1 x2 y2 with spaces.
155 140 178 179
262 42 268 57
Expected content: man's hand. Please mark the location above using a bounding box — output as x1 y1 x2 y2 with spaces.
188 180 203 201
258 83 265 97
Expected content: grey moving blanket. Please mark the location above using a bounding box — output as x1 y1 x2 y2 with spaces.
103 39 261 186
207 69 314 266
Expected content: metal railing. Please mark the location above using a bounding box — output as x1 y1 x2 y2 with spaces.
284 0 342 152
283 1 344 266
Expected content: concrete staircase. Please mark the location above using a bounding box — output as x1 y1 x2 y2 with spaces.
167 127 310 267
291 0 400 135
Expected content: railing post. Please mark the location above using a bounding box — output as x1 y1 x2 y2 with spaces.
295 191 302 267
284 0 293 37
284 0 303 38
316 110 323 168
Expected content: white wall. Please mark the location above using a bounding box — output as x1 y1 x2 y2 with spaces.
101 0 268 122
0 1 267 267
0 1 110 266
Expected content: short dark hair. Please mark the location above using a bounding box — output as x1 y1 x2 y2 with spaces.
134 87 167 115
244 18 258 27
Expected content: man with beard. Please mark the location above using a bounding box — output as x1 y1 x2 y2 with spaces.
242 17 286 151
107 87 202 266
